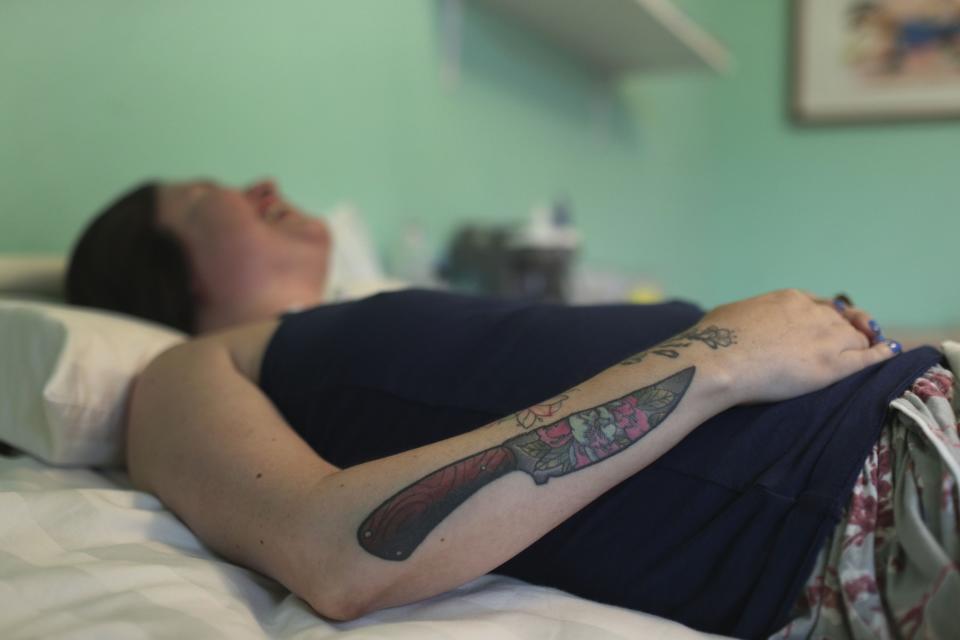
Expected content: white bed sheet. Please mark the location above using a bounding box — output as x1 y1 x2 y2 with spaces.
0 453 729 640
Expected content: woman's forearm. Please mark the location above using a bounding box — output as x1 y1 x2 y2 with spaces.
309 338 736 619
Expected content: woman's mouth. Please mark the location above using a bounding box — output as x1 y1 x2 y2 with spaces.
262 202 289 222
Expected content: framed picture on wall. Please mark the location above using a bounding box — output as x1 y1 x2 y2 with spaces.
792 0 960 123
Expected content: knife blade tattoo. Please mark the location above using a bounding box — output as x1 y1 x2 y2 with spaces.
357 367 695 561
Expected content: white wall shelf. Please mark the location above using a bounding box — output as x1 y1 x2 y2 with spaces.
472 0 731 75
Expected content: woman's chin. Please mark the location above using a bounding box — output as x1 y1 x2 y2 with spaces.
299 216 332 246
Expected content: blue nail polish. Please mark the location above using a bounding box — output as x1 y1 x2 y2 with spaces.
886 340 901 355
833 300 847 312
874 332 886 343
868 320 881 333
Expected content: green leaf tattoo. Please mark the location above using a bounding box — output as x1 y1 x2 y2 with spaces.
496 392 575 430
620 325 736 366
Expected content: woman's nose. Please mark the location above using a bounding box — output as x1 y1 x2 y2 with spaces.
245 179 278 200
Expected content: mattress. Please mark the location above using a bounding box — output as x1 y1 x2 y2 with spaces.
0 452 727 639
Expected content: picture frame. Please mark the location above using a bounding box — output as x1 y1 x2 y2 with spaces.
792 0 960 124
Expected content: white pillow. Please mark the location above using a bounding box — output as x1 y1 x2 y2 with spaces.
323 204 410 302
0 298 184 467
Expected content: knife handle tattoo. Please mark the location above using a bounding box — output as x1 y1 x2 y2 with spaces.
358 366 695 561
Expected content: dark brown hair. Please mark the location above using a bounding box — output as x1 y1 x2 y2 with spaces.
65 182 197 334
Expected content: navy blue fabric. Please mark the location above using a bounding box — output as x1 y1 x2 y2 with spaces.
259 289 944 638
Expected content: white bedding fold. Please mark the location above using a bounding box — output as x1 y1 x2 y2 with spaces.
0 454 724 639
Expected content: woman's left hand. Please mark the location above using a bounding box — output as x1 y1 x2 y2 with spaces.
697 289 900 406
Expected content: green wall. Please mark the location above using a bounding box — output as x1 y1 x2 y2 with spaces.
643 0 960 328
1 0 956 327
0 0 660 273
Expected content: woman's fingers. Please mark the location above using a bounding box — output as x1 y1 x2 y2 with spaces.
825 297 903 360
839 338 901 376
835 305 876 343
801 290 885 346
833 315 871 351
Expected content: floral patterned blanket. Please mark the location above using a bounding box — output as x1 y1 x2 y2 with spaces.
770 343 960 639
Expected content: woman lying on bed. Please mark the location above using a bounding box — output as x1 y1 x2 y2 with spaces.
64 179 957 639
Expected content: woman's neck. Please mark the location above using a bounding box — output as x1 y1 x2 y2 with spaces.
195 284 324 333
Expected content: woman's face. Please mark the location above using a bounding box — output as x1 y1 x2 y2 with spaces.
156 178 331 307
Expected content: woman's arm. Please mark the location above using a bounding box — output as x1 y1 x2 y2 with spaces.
127 289 896 621
128 332 732 621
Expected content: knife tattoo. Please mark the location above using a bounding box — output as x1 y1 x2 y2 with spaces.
357 366 695 561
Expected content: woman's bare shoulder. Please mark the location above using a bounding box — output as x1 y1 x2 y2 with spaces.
189 318 282 385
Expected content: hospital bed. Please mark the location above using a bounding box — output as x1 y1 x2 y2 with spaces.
0 235 732 639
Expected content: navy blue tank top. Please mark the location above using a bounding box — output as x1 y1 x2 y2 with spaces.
259 289 943 638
